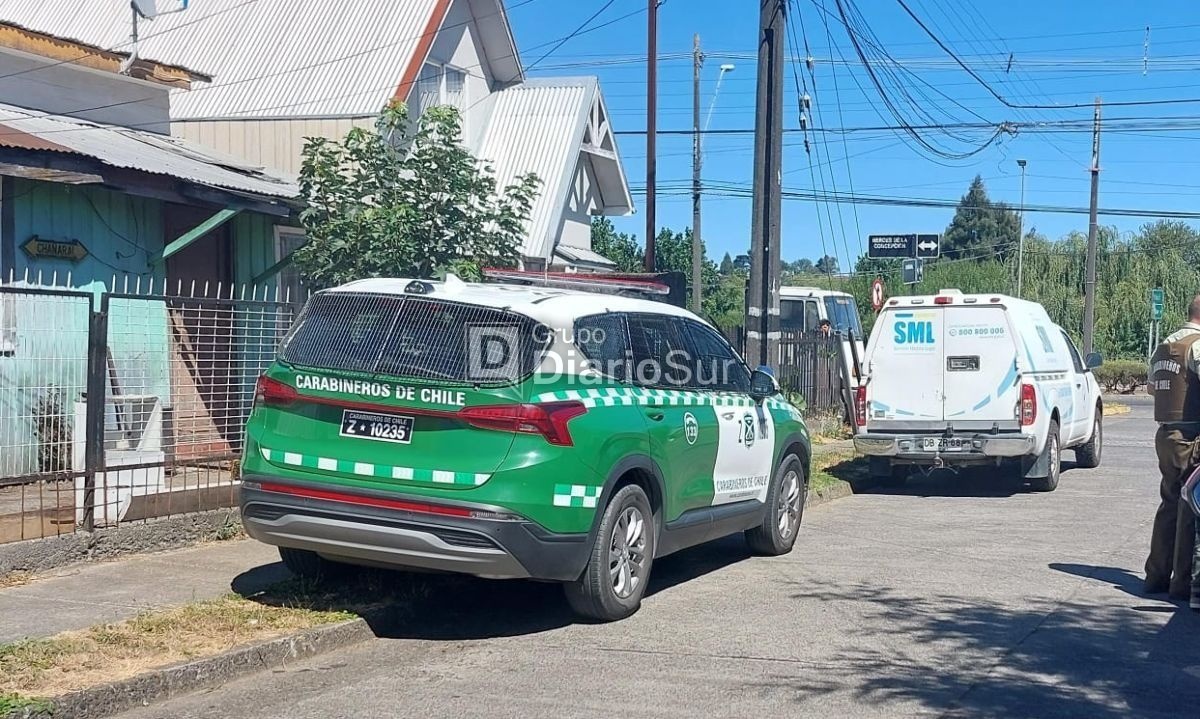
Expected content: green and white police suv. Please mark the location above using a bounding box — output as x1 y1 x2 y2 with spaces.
240 276 810 621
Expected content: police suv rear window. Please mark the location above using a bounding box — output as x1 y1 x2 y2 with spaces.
280 292 547 385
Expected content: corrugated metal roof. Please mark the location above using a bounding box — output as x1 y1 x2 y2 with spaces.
554 245 616 268
0 102 298 199
473 77 632 261
0 0 442 119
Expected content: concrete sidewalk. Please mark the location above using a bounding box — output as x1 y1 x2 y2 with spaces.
0 539 285 644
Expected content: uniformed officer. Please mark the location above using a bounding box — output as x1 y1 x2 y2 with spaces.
1146 295 1200 600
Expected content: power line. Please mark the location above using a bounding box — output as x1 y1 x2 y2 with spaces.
894 0 1200 109
524 0 619 71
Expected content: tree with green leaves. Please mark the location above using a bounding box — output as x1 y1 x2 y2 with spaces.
590 217 644 272
719 252 734 275
815 255 840 275
942 175 1021 261
293 102 540 287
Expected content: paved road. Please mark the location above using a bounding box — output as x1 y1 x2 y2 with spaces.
120 403 1200 719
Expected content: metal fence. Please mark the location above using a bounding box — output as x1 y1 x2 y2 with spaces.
721 326 846 416
775 332 845 415
0 278 298 545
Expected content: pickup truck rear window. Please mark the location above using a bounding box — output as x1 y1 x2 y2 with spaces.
279 292 547 385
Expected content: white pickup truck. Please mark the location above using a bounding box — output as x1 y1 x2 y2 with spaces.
853 289 1104 491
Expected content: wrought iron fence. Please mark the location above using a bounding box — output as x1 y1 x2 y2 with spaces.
0 277 298 545
720 326 846 416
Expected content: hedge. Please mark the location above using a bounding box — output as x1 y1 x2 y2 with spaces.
1092 360 1147 394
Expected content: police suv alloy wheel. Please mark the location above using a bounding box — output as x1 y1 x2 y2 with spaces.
746 454 807 556
565 484 655 622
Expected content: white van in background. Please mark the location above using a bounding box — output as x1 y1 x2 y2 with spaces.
853 290 1104 491
779 287 867 405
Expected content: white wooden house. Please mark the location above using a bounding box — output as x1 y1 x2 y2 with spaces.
3 0 634 273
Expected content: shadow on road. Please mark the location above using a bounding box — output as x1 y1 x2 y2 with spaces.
760 575 1200 718
231 534 753 640
829 460 1093 499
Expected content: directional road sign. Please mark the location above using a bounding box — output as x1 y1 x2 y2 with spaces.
915 234 941 259
868 233 941 259
868 234 915 259
1151 287 1164 321
902 259 922 285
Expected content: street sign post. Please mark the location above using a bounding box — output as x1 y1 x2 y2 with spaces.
870 277 885 311
902 259 922 285
1151 287 1164 321
868 233 941 260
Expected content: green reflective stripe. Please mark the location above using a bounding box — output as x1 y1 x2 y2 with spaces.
533 387 799 413
259 448 488 486
553 484 603 508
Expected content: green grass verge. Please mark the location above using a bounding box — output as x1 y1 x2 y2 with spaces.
811 450 868 494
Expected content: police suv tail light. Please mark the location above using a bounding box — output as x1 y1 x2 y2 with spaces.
256 375 298 407
458 401 587 446
1019 383 1037 426
854 386 868 427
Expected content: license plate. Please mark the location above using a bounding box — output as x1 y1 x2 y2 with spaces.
922 437 967 452
339 410 413 444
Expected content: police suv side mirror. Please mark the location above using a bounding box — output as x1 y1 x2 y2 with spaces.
1084 352 1103 371
750 366 780 402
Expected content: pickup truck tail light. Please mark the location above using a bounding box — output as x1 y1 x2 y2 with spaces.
1019 383 1037 426
854 386 868 427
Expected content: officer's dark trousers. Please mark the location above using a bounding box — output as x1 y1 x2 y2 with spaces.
1147 425 1200 595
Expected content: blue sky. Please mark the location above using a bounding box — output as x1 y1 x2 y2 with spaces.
508 0 1200 270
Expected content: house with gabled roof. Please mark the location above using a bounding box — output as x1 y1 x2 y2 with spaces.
2 0 634 278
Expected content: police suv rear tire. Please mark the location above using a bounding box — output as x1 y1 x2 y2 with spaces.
278 547 351 582
565 484 655 622
1075 412 1102 469
745 454 807 556
1029 420 1062 492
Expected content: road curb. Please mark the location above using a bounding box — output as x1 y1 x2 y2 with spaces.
807 479 854 508
3 618 376 719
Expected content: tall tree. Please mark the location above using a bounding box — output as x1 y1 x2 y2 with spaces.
815 255 840 275
590 218 644 272
719 252 734 275
942 175 1021 261
293 103 539 286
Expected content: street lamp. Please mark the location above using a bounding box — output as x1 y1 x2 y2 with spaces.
1016 159 1027 297
692 61 735 312
703 64 736 138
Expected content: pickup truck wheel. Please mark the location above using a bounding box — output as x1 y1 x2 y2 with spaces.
1029 421 1062 492
869 458 909 488
1075 412 1102 469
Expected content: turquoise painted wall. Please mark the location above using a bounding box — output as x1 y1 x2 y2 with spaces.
1 179 290 479
10 180 165 287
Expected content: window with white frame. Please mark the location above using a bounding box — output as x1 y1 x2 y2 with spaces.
274 226 308 305
411 63 468 120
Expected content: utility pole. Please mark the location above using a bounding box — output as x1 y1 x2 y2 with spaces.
746 0 785 367
691 33 703 313
644 0 659 272
1016 158 1027 297
1082 97 1101 356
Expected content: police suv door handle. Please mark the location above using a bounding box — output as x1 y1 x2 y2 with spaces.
645 410 665 421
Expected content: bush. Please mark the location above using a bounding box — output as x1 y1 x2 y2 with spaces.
1093 360 1147 394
